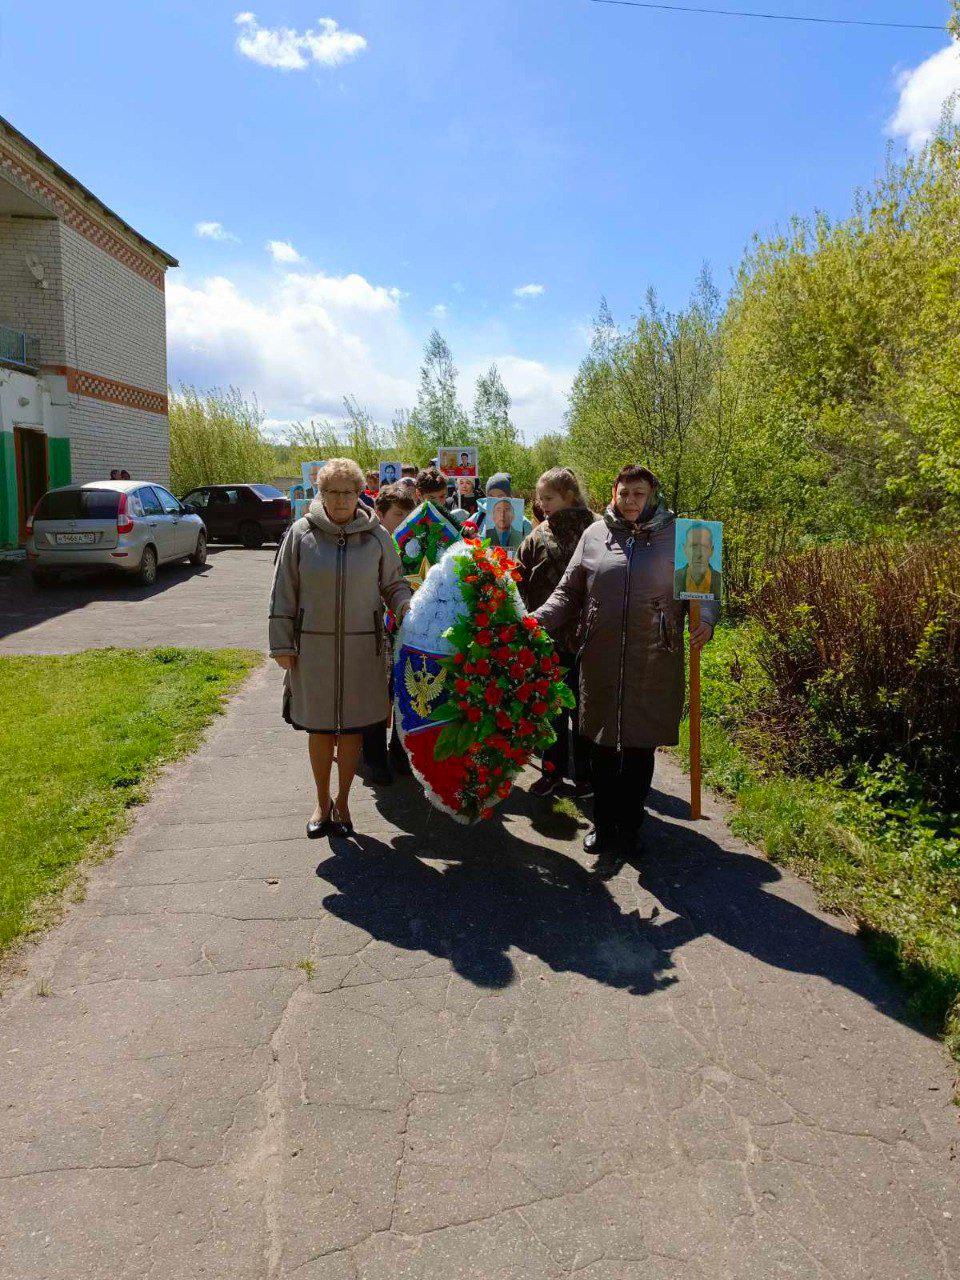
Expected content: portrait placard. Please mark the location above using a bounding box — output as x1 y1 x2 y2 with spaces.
378 460 401 487
300 460 326 496
478 496 526 555
674 518 723 601
437 446 478 478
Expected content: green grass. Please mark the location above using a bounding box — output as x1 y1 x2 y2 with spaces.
0 647 260 952
678 625 960 1059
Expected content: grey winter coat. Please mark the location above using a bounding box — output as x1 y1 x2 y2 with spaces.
534 504 719 750
269 500 413 733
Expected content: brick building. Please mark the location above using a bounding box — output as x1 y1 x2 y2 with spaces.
0 116 177 547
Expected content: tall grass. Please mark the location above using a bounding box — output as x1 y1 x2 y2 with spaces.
169 386 278 495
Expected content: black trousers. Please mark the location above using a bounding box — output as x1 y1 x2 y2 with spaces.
589 744 656 841
541 659 590 784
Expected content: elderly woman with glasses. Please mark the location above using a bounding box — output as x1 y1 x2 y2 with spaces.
269 458 413 838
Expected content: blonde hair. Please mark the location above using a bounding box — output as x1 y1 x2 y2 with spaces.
319 457 364 493
536 466 586 506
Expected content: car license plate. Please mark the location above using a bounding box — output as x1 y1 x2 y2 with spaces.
55 532 96 545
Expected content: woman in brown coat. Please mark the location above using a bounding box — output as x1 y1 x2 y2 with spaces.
534 464 717 876
517 467 596 796
269 458 413 838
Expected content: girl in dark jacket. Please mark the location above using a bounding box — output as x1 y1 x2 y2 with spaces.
517 468 596 797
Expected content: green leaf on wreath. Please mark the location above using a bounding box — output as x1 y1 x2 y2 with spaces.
435 723 462 761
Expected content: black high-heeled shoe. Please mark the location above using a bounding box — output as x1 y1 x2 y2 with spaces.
331 804 354 837
307 804 334 839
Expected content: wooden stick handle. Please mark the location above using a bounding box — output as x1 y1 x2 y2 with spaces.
689 600 702 820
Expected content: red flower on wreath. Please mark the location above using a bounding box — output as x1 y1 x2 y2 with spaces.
532 700 548 716
466 706 482 723
518 719 534 737
475 629 494 648
474 658 491 676
515 683 533 703
518 648 536 668
499 624 517 642
521 615 539 633
539 656 553 673
455 678 470 695
484 684 504 707
476 612 490 627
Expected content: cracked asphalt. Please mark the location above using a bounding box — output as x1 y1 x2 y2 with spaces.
1 554 958 1278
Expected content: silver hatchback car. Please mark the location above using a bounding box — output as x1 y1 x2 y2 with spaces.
26 480 207 587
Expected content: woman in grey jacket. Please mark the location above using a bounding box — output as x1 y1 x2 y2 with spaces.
269 458 413 838
534 465 717 876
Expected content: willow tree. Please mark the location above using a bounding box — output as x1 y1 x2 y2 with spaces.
566 271 736 514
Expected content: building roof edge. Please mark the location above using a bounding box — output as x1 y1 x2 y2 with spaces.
0 115 179 269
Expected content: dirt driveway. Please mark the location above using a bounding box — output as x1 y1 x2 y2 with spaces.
0 547 275 655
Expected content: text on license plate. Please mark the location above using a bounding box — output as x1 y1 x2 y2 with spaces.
55 532 96 545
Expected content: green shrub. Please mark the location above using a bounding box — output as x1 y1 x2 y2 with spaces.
749 540 960 800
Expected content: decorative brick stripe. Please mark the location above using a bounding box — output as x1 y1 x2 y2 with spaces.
0 139 166 291
45 364 167 415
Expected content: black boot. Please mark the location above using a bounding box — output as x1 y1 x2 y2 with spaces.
389 731 412 777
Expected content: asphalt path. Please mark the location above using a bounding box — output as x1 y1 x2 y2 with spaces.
1 548 957 1277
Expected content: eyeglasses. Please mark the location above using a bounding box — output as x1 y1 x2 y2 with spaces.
322 488 359 499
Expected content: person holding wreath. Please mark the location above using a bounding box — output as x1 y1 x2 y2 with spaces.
517 467 596 797
534 464 716 877
269 458 413 838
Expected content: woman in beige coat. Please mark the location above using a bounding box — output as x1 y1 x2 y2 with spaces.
269 458 413 838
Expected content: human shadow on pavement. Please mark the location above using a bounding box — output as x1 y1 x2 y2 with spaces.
315 785 676 995
317 776 912 1032
635 800 908 1027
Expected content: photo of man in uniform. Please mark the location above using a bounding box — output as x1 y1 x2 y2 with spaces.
674 521 722 600
379 461 400 486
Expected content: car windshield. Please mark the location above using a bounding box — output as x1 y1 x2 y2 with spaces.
35 489 121 520
250 485 284 499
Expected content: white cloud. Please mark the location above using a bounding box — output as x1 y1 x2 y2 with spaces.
266 239 304 264
889 43 960 150
429 303 448 319
167 268 416 427
513 283 546 299
234 12 367 71
195 220 239 243
167 265 570 440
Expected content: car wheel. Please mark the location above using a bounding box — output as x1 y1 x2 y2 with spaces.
32 568 60 588
190 531 207 566
137 545 158 586
240 520 264 549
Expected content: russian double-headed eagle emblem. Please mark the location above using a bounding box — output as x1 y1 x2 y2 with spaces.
403 655 447 719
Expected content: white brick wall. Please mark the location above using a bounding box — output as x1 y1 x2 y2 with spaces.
59 224 167 393
67 397 169 485
0 161 171 488
0 216 67 362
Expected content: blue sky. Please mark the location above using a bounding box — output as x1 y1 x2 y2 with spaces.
1 2 956 435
